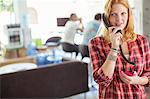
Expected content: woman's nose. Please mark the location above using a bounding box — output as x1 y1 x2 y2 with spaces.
116 15 123 24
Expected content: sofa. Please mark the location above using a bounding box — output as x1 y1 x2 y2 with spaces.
0 60 89 98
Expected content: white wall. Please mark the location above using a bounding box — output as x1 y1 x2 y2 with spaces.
143 0 150 41
26 0 105 43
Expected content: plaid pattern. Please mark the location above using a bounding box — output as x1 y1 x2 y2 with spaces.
89 34 150 99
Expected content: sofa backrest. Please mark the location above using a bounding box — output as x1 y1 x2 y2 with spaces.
0 60 89 98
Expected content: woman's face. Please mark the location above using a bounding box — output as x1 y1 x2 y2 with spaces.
109 3 128 30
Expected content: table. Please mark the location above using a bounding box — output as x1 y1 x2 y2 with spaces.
0 63 37 75
36 42 62 65
0 56 36 67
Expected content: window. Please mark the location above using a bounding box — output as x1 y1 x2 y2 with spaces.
0 0 14 45
0 0 13 12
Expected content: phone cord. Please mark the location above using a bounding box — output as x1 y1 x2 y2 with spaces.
119 45 136 66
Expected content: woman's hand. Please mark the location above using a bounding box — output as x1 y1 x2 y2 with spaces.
109 27 123 50
119 71 148 85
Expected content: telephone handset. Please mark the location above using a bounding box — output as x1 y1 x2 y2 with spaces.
102 13 136 76
102 13 122 34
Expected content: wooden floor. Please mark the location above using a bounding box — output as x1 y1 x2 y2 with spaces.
63 87 150 99
63 87 98 99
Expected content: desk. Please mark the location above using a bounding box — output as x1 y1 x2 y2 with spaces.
0 56 36 67
36 42 62 65
0 63 37 75
0 43 61 67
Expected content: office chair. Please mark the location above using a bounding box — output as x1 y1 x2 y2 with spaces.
78 45 89 60
45 36 62 46
60 42 79 58
79 44 95 88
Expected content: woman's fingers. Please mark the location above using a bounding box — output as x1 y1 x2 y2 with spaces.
108 27 116 33
108 26 123 49
120 71 131 80
119 71 132 84
134 71 138 76
109 27 122 34
120 76 130 84
115 33 123 40
109 27 122 39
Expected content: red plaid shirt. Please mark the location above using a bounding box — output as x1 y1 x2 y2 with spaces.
89 34 150 99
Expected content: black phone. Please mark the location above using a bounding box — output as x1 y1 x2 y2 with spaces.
102 13 111 28
102 13 122 34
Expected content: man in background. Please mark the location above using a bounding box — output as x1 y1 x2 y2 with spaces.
63 13 84 44
82 13 101 45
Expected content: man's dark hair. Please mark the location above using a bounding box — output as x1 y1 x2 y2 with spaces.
94 13 101 21
70 13 76 19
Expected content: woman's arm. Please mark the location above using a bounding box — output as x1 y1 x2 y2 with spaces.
101 49 118 78
101 27 122 78
141 36 150 86
89 38 114 88
120 71 149 85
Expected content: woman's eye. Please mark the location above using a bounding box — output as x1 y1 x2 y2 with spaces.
121 12 127 15
111 13 117 17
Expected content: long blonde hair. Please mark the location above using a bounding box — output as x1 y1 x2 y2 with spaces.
100 0 136 42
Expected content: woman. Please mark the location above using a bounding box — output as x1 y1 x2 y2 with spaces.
89 0 150 98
